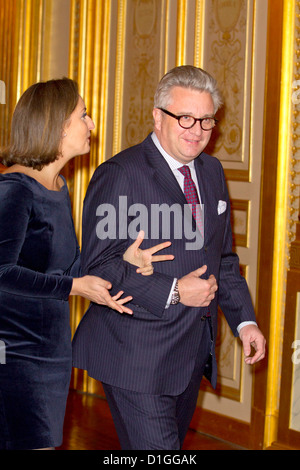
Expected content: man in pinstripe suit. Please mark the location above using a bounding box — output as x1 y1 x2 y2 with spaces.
72 66 266 450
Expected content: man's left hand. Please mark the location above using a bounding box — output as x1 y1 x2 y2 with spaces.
239 324 266 364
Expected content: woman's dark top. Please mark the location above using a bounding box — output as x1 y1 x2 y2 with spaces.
0 172 81 449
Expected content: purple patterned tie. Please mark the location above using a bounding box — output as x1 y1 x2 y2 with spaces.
178 165 203 235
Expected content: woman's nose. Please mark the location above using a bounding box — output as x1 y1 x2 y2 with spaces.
88 116 95 130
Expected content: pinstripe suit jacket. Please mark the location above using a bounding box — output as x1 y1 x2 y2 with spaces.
72 134 256 394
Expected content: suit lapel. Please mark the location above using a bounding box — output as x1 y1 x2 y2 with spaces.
143 135 187 206
194 153 214 241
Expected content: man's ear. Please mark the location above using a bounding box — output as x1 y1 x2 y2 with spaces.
153 108 162 131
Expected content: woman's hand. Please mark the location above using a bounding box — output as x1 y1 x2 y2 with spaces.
123 230 174 276
71 276 133 314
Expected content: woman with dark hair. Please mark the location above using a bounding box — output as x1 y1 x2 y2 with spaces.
0 78 173 450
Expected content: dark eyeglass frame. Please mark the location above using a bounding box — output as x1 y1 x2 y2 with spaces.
158 108 218 131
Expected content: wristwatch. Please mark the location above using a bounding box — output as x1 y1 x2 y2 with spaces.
170 280 180 305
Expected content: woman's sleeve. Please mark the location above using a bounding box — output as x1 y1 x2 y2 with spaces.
64 243 82 278
0 181 73 300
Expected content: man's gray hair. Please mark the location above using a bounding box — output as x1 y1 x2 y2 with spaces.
154 65 223 113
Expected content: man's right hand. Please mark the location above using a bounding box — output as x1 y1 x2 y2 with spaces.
178 265 218 307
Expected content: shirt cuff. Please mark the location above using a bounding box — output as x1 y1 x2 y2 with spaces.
237 321 257 335
165 278 177 309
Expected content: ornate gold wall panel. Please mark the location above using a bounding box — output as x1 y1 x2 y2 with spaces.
197 0 267 425
68 0 114 394
290 3 300 263
121 0 163 147
0 0 47 151
116 0 210 153
264 0 300 449
201 0 255 181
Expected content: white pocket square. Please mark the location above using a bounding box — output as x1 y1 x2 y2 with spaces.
217 200 227 215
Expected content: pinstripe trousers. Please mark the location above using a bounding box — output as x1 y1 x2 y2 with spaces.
102 318 212 450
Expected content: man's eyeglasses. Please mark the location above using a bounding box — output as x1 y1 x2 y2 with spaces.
158 108 217 131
